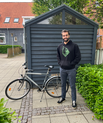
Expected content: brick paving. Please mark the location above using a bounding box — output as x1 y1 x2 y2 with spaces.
16 90 33 123
32 104 90 116
15 89 90 123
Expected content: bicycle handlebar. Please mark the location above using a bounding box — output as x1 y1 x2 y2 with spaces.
26 69 34 72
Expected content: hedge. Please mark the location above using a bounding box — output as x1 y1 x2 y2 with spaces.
76 64 103 120
0 45 22 54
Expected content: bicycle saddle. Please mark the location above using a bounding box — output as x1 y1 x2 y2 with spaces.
44 65 54 69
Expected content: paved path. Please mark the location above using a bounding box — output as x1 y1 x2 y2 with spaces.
0 53 103 123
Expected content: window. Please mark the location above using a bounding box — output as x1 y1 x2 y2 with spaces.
22 16 34 25
24 18 30 23
14 18 19 23
0 33 6 44
37 11 88 25
14 37 17 42
37 12 62 25
4 17 10 23
65 12 88 25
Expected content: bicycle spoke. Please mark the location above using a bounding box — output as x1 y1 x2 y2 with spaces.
17 80 24 91
46 77 61 97
46 76 69 98
5 79 31 100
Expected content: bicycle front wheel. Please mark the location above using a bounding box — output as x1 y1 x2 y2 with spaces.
46 76 69 98
5 79 31 100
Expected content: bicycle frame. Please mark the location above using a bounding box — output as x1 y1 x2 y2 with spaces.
23 68 50 91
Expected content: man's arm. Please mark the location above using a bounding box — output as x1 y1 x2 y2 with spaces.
71 44 81 66
57 47 61 66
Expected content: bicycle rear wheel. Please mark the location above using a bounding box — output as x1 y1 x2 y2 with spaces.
5 79 31 100
46 76 69 98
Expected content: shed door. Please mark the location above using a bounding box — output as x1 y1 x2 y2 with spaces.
30 24 94 85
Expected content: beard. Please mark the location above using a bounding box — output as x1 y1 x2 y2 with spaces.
63 38 69 42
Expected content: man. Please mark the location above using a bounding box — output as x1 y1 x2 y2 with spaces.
57 29 81 109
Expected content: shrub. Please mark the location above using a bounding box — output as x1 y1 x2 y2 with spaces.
0 45 22 54
0 98 21 123
76 64 103 120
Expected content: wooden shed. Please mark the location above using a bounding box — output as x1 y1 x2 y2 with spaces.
24 4 98 85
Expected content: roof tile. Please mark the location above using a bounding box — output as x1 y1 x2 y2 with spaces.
0 2 34 28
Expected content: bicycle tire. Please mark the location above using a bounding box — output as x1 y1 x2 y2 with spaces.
46 76 69 98
5 79 31 100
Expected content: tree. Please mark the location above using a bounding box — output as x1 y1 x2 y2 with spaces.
32 0 89 16
32 0 103 28
85 0 103 28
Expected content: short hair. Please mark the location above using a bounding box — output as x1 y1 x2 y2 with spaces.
61 29 70 35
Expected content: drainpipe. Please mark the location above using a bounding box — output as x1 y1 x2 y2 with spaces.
11 33 14 56
23 24 27 63
7 28 9 44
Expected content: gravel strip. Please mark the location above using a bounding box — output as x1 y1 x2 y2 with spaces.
17 89 33 123
32 104 90 116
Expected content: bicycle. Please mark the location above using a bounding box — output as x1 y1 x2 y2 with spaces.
5 62 69 101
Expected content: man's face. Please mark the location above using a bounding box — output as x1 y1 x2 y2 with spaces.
62 32 70 42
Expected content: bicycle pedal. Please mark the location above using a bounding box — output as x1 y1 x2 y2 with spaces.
37 88 41 92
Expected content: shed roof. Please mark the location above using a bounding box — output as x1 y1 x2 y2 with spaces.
25 4 99 28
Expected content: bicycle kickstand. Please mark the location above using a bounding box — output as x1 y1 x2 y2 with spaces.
40 90 45 102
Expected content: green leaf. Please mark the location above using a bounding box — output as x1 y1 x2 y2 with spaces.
0 98 20 123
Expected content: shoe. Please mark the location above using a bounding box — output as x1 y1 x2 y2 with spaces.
57 98 65 104
72 101 77 109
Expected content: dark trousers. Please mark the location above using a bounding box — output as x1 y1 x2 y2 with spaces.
60 67 76 102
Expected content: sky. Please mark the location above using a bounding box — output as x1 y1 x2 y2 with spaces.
0 0 33 2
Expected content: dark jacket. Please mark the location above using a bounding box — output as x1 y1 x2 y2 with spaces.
57 40 81 70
